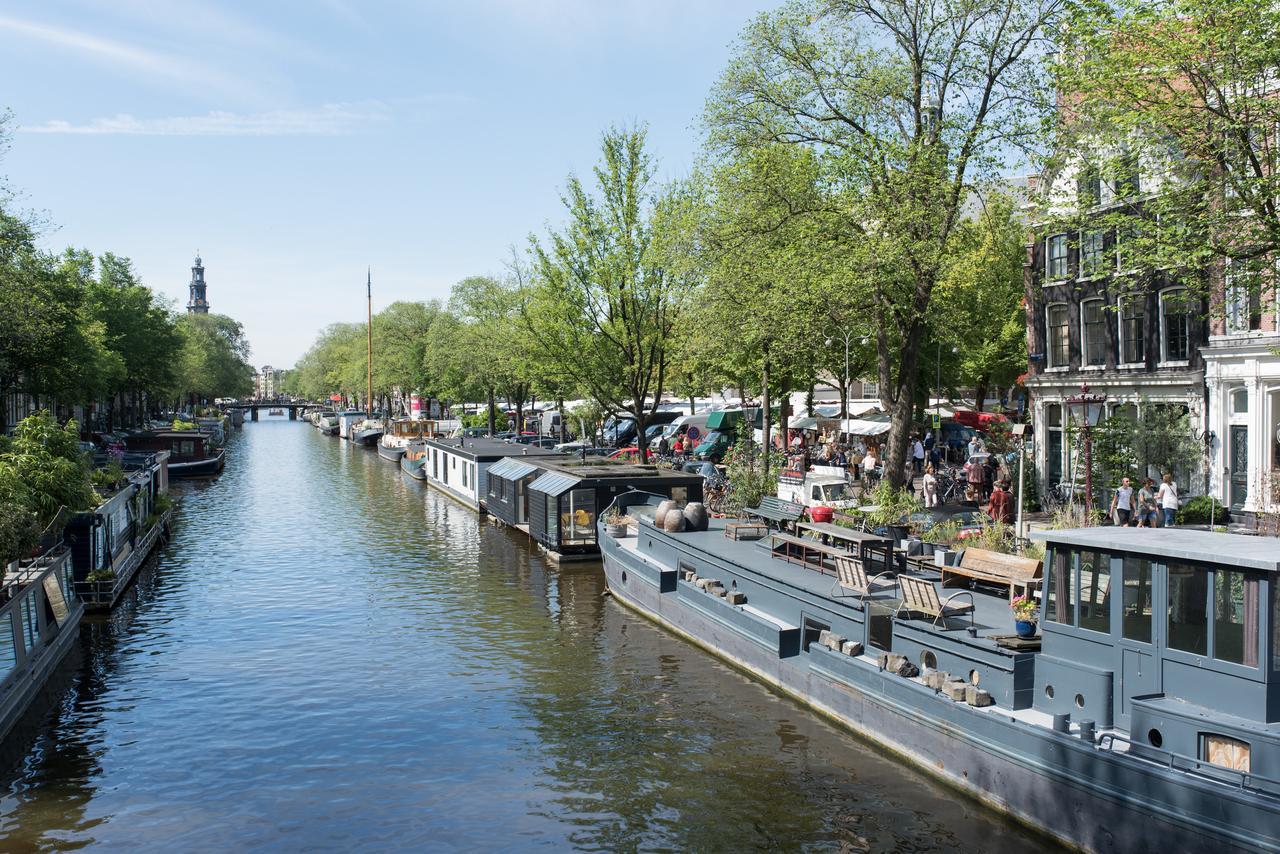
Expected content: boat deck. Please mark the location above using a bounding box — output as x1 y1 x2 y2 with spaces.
627 509 1032 658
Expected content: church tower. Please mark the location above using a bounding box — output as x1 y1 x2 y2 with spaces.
187 253 210 314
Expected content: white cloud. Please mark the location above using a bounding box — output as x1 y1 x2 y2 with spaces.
0 14 253 99
20 103 391 136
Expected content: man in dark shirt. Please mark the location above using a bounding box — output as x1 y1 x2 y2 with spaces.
988 480 1014 525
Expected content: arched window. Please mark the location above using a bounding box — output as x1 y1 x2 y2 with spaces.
1047 304 1071 367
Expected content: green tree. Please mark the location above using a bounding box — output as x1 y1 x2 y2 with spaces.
705 0 1060 487
173 313 254 404
526 126 688 457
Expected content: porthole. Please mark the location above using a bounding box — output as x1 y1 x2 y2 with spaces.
1074 693 1085 709
1148 728 1163 748
1045 684 1055 700
968 669 980 686
921 651 937 670
620 571 628 584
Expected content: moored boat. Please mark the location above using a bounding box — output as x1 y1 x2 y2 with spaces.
351 417 385 447
377 418 432 462
124 430 225 477
400 441 428 480
0 547 83 745
600 496 1280 853
336 411 366 440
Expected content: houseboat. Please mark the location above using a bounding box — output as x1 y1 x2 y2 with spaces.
336 411 366 440
0 547 83 745
125 430 225 477
420 437 561 512
64 452 173 611
600 505 1280 853
316 412 340 435
486 459 703 560
351 417 385 447
399 441 428 480
376 419 426 462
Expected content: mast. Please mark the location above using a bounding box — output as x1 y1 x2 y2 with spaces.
366 268 373 414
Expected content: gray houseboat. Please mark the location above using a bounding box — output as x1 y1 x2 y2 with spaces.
486 461 703 560
420 437 561 512
64 451 174 611
600 496 1280 853
0 548 83 744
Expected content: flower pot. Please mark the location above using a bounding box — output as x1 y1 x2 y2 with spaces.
933 548 949 567
1015 620 1037 638
607 522 628 538
809 505 834 523
944 549 962 566
920 542 934 557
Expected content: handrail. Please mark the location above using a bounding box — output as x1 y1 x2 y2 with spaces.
1098 732 1280 794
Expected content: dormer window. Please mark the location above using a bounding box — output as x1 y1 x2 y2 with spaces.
1046 234 1069 280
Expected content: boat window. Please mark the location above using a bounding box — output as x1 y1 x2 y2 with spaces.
1167 562 1208 655
180 441 195 456
1045 548 1075 625
1078 550 1111 634
1213 570 1259 667
1122 557 1153 643
0 614 17 682
1201 733 1250 773
20 594 38 651
561 488 596 545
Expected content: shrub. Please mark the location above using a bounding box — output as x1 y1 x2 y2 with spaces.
722 442 778 514
0 503 41 566
1176 495 1228 526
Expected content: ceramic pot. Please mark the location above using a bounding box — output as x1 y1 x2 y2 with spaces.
809 505 834 523
682 502 709 532
1015 620 1037 638
662 511 687 533
654 499 677 528
607 522 628 538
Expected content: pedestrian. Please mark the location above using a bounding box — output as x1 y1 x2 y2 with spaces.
903 459 916 496
658 435 670 460
965 455 987 503
967 435 981 459
922 463 939 507
1136 477 1158 527
862 445 879 488
912 436 925 474
673 436 684 460
988 479 1014 524
1110 476 1134 527
923 430 935 453
1157 473 1179 528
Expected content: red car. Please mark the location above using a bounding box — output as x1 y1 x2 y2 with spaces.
608 446 652 462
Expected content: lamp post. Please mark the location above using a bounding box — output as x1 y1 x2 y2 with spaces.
1065 383 1108 518
825 330 855 418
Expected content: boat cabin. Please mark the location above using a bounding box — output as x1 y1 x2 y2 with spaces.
526 462 704 557
1031 527 1280 774
336 411 367 439
65 452 168 583
422 437 562 512
125 431 214 465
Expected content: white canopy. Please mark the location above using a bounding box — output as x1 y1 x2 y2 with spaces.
839 417 892 436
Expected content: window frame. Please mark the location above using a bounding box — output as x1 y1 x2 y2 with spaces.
1046 303 1071 369
1080 298 1108 367
1159 287 1192 364
1046 234 1069 281
1079 229 1106 278
1118 293 1146 366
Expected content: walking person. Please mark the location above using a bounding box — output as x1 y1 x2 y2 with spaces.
1110 477 1134 527
988 479 1014 525
1157 473 1179 528
912 436 925 474
922 463 939 508
967 434 981 459
1136 477 1158 528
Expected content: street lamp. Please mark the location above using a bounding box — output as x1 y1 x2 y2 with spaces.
1066 383 1108 518
825 330 856 418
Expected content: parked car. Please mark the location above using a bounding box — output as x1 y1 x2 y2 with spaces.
609 446 652 463
515 435 558 449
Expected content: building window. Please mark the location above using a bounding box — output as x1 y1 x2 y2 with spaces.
1160 288 1191 362
1081 299 1107 366
861 380 878 398
1045 404 1064 486
1231 388 1249 415
1077 164 1101 208
1119 295 1145 364
1114 149 1141 198
1080 230 1105 277
1224 259 1262 333
1046 234 1069 280
1047 304 1070 367
1167 562 1208 655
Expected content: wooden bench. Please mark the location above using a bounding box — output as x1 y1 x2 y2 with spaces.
896 574 975 629
744 496 806 530
830 555 896 601
769 532 847 574
942 547 1042 602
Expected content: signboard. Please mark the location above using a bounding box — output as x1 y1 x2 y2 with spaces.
686 426 701 442
932 414 941 428
329 393 342 402
410 393 423 421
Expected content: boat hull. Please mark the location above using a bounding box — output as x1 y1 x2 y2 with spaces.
377 444 406 463
400 456 427 480
600 531 1280 854
351 430 383 446
166 449 226 477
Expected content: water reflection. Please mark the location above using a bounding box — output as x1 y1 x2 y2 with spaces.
0 420 1054 850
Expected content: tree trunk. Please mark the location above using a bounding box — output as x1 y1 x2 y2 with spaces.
486 387 496 436
882 324 927 491
779 376 791 457
557 394 566 442
975 374 990 412
689 394 696 417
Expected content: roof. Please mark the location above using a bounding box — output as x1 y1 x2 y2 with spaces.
423 437 563 462
540 461 702 481
487 457 541 481
1030 527 1280 573
839 414 892 436
529 471 582 496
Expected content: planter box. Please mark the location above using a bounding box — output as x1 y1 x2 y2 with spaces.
606 523 629 538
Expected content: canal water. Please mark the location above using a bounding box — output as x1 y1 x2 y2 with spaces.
0 420 1055 851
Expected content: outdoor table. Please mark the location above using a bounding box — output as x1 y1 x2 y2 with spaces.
768 532 848 575
795 522 895 574
725 521 769 541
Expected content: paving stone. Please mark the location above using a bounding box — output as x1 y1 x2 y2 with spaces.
726 591 747 605
841 640 863 656
942 681 968 701
966 686 995 707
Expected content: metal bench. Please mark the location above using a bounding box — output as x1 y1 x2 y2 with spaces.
942 547 1042 603
744 496 806 530
896 574 975 629
830 555 896 601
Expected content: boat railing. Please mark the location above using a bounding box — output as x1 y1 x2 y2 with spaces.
1097 732 1280 796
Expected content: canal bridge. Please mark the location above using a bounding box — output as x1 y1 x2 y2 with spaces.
224 400 322 421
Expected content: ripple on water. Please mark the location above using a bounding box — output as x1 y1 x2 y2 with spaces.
0 420 1058 851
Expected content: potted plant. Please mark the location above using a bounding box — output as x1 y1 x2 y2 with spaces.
922 520 960 566
1011 594 1038 637
603 507 631 538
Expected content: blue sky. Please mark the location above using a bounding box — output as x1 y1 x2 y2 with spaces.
1 0 773 367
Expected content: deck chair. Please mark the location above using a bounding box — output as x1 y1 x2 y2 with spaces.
896 574 975 629
830 555 896 601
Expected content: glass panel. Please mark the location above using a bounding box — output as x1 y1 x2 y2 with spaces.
1162 290 1190 361
1202 734 1250 772
0 613 17 682
20 595 38 652
1231 388 1248 415
1274 585 1280 672
562 488 596 544
1214 570 1259 667
1079 550 1111 634
1047 235 1069 279
1048 305 1070 367
1083 300 1107 365
1122 557 1153 643
1046 548 1075 625
1167 562 1208 655
1081 231 1105 276
1045 404 1062 428
1120 296 1145 363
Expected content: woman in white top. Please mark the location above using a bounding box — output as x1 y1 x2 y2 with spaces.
922 464 938 507
1156 473 1179 527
